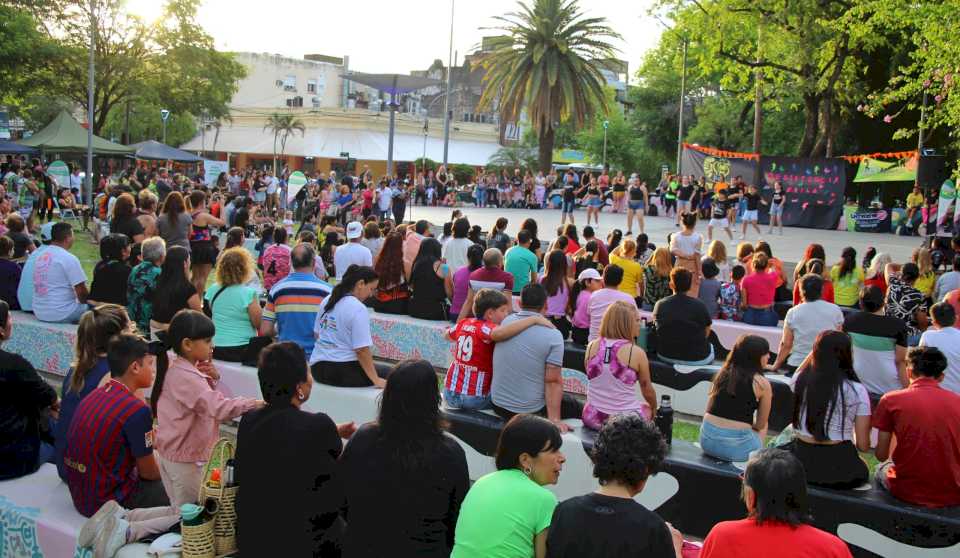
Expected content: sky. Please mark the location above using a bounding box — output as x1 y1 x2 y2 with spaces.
125 0 664 81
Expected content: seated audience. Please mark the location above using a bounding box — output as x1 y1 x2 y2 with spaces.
718 264 745 321
698 258 721 318
505 230 539 295
452 414 565 558
583 302 656 430
310 265 387 388
492 284 580 432
237 340 356 555
360 221 383 259
770 274 844 373
546 415 679 558
340 359 470 557
409 238 453 320
448 244 483 320
442 217 473 272
740 253 779 326
260 226 292 292
654 268 714 366
831 247 864 309
457 248 514 321
54 304 132 479
87 233 131 307
261 244 332 355
641 247 672 310
402 219 432 279
69 334 180 557
149 246 201 338
843 286 908 401
205 247 261 362
874 346 960 508
569 268 602 345
588 264 639 342
0 301 59 480
152 310 262 509
862 253 891 297
32 222 89 324
4 213 34 259
919 302 960 394
540 249 574 338
934 254 960 301
753 241 788 301
373 231 412 314
912 247 936 298
791 259 834 306
109 193 145 244
0 236 22 309
787 331 870 489
126 237 165 333
699 449 853 558
445 289 552 410
334 221 373 280
885 262 928 345
582 226 609 266
699 335 773 462
609 239 643 298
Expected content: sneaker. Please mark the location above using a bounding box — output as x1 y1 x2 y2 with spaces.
94 515 129 558
79 500 121 548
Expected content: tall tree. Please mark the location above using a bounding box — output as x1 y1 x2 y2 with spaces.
478 0 620 172
264 113 305 174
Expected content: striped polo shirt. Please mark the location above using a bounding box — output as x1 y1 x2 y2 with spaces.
263 272 332 355
64 379 154 517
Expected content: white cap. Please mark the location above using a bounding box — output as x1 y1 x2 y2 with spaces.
577 268 602 282
345 221 363 239
40 222 56 242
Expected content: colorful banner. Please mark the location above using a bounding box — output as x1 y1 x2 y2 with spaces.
47 160 70 188
680 147 757 192
682 143 759 161
853 156 918 183
203 159 229 188
759 157 846 230
937 179 956 232
286 171 307 203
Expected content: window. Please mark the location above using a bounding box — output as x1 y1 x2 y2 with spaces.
286 96 303 108
307 80 317 93
283 75 296 92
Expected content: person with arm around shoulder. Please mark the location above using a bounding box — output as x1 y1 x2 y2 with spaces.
452 414 566 558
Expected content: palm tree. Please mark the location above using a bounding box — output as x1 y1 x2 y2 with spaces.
264 113 306 174
478 0 620 172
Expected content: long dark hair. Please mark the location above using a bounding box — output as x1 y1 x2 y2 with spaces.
151 310 216 415
837 247 856 279
542 249 568 297
520 218 538 241
712 335 769 397
465 243 484 272
322 265 378 317
411 237 442 277
792 331 859 442
153 246 193 320
373 231 405 288
563 223 579 244
377 359 446 471
162 191 186 227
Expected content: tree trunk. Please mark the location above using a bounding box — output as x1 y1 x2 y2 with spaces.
538 126 554 174
811 94 833 157
797 93 820 157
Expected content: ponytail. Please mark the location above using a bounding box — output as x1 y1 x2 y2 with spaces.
568 278 586 316
321 265 379 318
150 310 216 416
70 305 130 393
837 247 857 279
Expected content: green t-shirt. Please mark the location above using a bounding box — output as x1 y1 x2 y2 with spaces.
452 469 557 558
830 265 864 307
204 283 258 347
504 245 538 294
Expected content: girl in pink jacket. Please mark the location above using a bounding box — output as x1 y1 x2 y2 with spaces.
151 310 263 508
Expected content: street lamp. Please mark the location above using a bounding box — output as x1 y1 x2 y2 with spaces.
160 109 170 144
602 120 609 169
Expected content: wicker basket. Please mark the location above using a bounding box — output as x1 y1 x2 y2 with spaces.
198 438 238 557
181 516 215 558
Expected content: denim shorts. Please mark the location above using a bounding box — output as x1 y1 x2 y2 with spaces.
562 200 575 213
587 198 603 207
770 204 783 216
743 307 778 327
443 389 491 411
699 420 762 462
628 200 644 210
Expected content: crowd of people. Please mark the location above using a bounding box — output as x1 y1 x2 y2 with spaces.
2 153 960 557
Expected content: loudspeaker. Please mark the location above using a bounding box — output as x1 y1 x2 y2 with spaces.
917 156 950 189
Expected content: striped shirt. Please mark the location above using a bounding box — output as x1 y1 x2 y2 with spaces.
263 272 332 355
64 380 154 517
445 318 496 397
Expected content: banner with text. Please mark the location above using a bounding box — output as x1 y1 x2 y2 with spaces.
203 160 229 188
759 157 846 230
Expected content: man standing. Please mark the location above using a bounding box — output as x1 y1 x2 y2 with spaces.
919 302 960 394
376 181 393 221
504 230 538 296
261 244 332 356
334 222 373 280
769 274 844 373
227 168 241 195
265 170 279 216
32 222 88 324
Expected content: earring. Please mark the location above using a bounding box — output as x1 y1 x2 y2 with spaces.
297 390 306 401
523 466 532 476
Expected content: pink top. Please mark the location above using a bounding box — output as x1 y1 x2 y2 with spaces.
742 270 778 307
450 265 473 316
541 278 570 318
588 288 639 341
261 243 292 291
572 290 592 328
154 355 260 463
586 338 649 416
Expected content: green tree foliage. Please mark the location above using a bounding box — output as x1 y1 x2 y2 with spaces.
0 5 61 117
264 113 306 174
101 99 196 146
478 0 620 172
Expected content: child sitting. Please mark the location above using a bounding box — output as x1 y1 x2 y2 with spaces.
152 310 263 509
282 210 295 237
719 264 746 321
88 233 132 307
699 258 722 319
443 289 553 410
261 227 292 292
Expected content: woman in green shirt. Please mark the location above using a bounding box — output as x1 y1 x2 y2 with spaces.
205 247 261 362
830 247 864 309
452 415 566 558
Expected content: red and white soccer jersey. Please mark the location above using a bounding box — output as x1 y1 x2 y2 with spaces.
445 318 496 397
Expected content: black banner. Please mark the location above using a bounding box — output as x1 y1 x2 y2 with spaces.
759 157 846 230
680 147 757 193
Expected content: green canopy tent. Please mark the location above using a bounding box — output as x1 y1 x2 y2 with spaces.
18 110 133 155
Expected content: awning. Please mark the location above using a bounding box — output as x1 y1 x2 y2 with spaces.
130 140 203 162
18 111 133 155
0 139 37 155
180 126 500 166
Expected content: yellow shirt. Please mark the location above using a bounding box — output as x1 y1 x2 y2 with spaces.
906 192 923 208
915 272 936 297
830 265 864 307
610 253 643 298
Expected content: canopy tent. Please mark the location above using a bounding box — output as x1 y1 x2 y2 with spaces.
0 139 37 155
18 110 133 155
853 156 918 183
130 140 203 162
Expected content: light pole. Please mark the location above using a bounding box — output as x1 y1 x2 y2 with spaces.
442 0 455 167
160 109 170 144
85 0 95 207
675 36 688 176
602 120 609 169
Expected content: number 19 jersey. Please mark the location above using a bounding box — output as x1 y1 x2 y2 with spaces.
445 318 496 397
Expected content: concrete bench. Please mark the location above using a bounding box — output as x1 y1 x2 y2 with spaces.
638 309 784 352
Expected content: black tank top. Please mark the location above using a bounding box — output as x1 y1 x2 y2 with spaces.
707 374 759 424
629 185 644 201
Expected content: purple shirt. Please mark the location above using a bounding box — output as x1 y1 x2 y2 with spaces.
588 288 639 341
450 265 473 316
573 290 592 328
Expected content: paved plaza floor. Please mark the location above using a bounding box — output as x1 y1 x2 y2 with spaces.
403 204 924 267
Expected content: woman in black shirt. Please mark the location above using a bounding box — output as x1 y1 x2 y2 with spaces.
408 238 452 320
88 233 132 306
109 192 145 244
149 246 201 337
339 359 469 558
236 342 355 558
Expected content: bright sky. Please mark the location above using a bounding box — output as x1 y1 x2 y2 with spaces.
125 0 663 80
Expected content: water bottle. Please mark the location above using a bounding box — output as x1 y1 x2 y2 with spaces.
637 317 648 350
654 395 674 445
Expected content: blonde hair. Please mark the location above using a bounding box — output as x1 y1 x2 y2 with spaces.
70 304 132 393
215 247 254 286
650 247 672 277
736 242 754 262
707 240 727 264
612 238 637 258
913 247 933 276
599 301 638 341
866 253 892 280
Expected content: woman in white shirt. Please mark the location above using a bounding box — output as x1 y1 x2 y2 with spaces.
787 330 871 489
670 212 704 297
309 265 386 388
442 217 473 272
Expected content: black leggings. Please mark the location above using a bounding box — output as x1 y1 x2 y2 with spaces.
311 360 394 387
213 345 247 363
